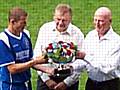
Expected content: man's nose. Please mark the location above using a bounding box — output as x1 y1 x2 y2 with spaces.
59 20 64 24
96 20 100 25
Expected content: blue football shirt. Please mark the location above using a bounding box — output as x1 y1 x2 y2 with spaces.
0 29 33 83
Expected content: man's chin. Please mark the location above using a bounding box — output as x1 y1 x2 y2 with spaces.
21 27 25 31
58 27 67 32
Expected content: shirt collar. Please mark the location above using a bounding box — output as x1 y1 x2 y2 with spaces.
100 26 113 40
5 28 22 39
95 26 114 40
53 22 72 35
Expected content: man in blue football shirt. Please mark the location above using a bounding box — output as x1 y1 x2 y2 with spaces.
0 7 48 90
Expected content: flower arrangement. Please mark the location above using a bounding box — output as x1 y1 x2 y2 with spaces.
46 41 77 63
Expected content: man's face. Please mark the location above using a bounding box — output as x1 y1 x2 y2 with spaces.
93 14 111 35
54 11 71 32
13 16 27 32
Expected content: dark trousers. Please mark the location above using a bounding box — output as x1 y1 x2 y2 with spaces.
36 76 79 90
85 78 120 90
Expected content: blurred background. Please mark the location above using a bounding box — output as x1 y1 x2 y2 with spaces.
0 0 120 90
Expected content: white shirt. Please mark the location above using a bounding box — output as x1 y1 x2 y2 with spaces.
72 27 120 82
34 21 84 86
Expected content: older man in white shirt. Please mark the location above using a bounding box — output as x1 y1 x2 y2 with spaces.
73 7 120 90
34 4 84 90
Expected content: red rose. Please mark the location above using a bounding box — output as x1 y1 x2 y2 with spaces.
67 49 72 56
62 45 67 49
48 43 53 49
70 42 75 49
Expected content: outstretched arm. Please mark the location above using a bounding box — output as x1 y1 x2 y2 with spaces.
7 55 47 74
33 64 54 75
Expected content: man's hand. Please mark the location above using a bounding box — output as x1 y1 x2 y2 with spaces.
75 51 86 59
35 54 48 64
54 82 67 90
45 79 57 89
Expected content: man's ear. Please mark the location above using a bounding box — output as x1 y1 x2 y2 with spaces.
110 19 112 22
10 19 15 24
53 16 55 20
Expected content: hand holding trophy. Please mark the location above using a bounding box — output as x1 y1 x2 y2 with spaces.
35 54 48 64
34 45 48 65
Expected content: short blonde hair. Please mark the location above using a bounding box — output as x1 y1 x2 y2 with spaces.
54 4 72 16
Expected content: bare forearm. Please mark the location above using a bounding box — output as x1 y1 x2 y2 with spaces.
8 55 47 74
7 59 36 74
33 64 54 75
